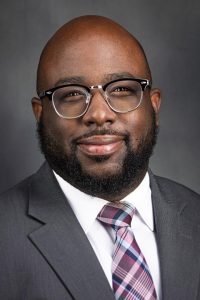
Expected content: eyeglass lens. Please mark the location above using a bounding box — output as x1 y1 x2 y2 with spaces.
52 80 143 118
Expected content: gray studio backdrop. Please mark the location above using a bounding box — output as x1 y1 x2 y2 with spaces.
0 0 199 194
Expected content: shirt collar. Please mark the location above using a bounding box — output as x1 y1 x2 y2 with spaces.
120 173 154 231
53 171 154 233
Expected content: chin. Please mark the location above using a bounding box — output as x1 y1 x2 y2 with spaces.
80 160 123 178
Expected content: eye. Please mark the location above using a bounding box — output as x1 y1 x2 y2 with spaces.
57 89 86 103
114 86 129 92
109 85 137 97
66 91 83 97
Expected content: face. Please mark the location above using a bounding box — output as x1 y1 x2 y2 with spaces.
32 28 161 201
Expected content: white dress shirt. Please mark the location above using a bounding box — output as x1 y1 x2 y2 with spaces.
54 171 161 299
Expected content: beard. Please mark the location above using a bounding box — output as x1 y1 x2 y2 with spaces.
37 112 158 200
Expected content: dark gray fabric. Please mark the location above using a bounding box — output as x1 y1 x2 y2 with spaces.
0 163 200 299
149 171 200 299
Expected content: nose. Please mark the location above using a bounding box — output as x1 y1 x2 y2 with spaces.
82 91 117 127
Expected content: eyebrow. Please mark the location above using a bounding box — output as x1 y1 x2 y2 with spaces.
105 72 137 81
53 72 137 88
54 76 85 87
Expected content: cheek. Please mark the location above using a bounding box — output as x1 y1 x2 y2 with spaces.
122 102 154 148
42 106 80 153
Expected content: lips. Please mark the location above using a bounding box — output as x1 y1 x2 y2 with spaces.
77 135 124 156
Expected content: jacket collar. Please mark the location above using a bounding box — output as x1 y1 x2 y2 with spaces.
28 162 115 300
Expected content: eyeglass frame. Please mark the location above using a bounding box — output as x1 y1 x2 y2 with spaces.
38 77 151 119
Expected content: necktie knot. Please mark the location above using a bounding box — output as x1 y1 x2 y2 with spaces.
97 202 135 231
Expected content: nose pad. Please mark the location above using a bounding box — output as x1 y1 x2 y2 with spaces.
82 90 117 126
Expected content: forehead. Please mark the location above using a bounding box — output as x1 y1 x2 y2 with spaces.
39 31 149 90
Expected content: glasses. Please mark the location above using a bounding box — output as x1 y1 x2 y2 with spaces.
38 78 151 119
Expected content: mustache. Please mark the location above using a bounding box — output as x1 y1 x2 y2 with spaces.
73 128 130 144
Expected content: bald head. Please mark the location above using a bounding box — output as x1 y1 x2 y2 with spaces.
37 15 152 94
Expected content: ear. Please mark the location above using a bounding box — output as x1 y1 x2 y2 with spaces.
150 88 161 126
31 97 43 122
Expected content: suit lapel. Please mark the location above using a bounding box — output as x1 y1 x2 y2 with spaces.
150 172 200 300
28 163 115 300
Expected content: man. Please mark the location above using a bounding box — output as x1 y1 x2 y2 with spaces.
0 15 200 300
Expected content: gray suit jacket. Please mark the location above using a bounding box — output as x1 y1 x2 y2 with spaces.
0 162 200 300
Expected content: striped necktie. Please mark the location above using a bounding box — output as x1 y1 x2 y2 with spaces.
98 202 157 300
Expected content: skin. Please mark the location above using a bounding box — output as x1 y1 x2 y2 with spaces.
32 16 161 201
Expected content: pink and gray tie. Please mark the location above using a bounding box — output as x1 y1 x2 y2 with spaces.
97 202 157 300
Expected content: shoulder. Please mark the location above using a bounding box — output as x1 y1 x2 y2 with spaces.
0 162 55 222
0 166 49 240
0 175 33 221
0 163 48 203
0 163 46 217
154 174 200 200
151 173 200 219
0 176 31 197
